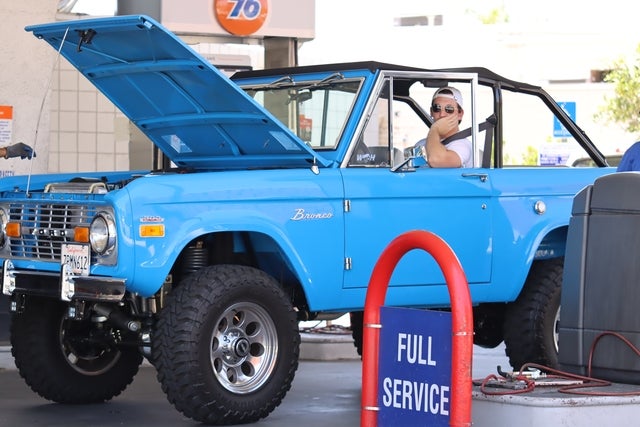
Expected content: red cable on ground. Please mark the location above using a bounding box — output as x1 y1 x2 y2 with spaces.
360 230 473 427
475 331 640 398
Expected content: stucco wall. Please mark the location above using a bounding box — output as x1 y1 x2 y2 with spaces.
0 1 57 177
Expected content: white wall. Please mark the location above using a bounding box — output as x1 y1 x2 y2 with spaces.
48 59 128 173
0 0 57 177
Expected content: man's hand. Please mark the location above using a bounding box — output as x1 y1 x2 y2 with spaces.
425 114 463 168
430 114 459 139
5 142 36 159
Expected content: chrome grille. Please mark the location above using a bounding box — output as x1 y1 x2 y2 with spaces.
7 202 97 261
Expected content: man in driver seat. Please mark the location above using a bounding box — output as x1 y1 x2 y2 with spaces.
424 86 472 168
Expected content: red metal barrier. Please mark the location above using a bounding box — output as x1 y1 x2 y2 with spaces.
360 230 474 427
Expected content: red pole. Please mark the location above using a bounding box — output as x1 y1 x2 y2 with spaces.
360 230 473 427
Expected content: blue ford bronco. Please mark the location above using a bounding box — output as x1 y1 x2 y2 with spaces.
2 15 614 424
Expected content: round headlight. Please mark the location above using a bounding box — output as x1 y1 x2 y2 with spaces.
89 212 115 254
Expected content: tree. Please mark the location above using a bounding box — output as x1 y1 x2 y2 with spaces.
466 6 509 25
596 44 640 134
523 145 539 166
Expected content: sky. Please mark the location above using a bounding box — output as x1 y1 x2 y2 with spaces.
69 0 116 15
70 0 639 30
69 1 638 43
68 0 638 82
298 1 638 65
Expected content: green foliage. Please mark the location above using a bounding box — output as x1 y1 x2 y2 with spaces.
523 145 539 165
467 6 510 24
503 143 538 165
596 44 640 134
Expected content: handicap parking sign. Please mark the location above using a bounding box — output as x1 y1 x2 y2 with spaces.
553 101 576 138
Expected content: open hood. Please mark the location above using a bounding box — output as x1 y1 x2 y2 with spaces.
26 15 330 170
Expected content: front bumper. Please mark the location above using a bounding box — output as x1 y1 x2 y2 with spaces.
2 260 126 302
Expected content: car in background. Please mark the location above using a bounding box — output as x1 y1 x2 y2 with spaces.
572 154 622 167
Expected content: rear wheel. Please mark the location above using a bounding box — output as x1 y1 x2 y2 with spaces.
10 297 142 403
350 311 363 357
503 258 562 370
153 264 300 425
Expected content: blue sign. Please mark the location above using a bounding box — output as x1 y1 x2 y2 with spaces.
378 306 452 426
553 101 576 138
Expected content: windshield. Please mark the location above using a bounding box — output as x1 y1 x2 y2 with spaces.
242 80 362 150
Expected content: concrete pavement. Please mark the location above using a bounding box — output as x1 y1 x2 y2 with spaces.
0 341 511 427
0 315 519 426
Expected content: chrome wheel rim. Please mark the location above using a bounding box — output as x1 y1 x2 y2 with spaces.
210 302 278 393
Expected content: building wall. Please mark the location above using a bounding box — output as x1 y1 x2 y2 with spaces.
0 0 57 177
48 60 128 172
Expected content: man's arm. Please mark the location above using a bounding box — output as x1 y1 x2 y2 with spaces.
617 141 640 172
1 142 35 159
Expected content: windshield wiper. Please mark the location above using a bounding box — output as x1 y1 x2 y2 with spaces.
314 72 344 85
262 75 294 89
246 72 345 92
295 73 345 92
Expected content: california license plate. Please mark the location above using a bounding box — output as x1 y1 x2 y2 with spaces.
61 244 90 276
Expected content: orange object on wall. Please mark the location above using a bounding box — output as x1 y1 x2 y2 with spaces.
214 0 269 36
0 106 13 120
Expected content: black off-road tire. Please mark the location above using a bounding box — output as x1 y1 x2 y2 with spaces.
152 264 300 425
350 311 363 357
503 258 563 370
10 297 142 403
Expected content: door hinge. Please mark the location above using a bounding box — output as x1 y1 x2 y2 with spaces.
344 199 351 213
344 257 352 270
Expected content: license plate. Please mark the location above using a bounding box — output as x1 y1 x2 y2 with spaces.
61 244 90 276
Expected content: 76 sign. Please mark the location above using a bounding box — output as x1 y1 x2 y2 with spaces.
214 0 269 36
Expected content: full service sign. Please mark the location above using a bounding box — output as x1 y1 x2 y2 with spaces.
378 306 452 426
214 0 269 36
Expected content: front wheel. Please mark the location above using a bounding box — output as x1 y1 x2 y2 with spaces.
152 264 300 425
503 258 563 370
10 297 142 403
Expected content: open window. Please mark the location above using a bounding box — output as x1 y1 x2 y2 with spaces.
500 90 591 167
348 72 484 169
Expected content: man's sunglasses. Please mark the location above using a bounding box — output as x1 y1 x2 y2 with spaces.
431 104 459 114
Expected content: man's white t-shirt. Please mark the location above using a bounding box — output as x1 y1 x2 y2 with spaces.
445 138 472 168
